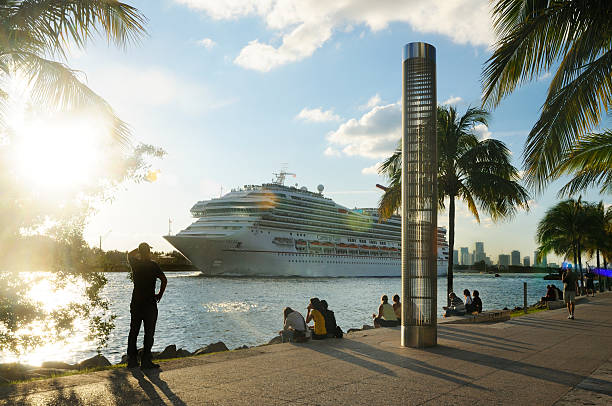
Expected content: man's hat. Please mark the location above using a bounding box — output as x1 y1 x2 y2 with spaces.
138 242 152 251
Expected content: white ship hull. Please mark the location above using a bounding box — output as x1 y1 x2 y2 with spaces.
165 176 449 278
165 230 448 277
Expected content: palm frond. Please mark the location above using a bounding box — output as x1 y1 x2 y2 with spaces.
14 51 130 144
523 50 612 190
556 130 612 196
8 0 146 56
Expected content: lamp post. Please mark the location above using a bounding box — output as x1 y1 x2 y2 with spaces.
401 42 438 348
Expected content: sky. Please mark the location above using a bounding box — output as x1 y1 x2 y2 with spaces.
70 0 608 265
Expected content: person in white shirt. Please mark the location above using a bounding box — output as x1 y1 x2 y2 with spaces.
279 307 307 342
464 289 474 313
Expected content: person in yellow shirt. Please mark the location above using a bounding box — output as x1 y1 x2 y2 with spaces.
372 295 399 328
306 298 327 339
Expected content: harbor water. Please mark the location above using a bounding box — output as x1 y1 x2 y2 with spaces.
1 272 564 365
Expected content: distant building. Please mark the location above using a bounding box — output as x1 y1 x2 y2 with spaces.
453 250 459 264
542 255 547 267
511 250 521 266
460 247 469 265
475 242 485 263
485 256 492 266
498 254 510 267
533 250 539 266
470 252 475 265
523 256 530 267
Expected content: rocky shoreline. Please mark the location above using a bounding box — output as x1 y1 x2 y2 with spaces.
0 324 379 384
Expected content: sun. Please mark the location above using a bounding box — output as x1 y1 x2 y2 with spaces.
9 111 110 191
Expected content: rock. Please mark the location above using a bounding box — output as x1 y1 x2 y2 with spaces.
157 344 178 359
236 345 249 350
176 349 191 358
194 341 230 355
265 336 282 346
78 355 111 370
41 361 76 370
361 324 374 330
346 328 361 334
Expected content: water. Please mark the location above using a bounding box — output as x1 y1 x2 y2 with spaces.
1 272 563 365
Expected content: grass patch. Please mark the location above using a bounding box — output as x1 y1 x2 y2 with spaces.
510 307 548 318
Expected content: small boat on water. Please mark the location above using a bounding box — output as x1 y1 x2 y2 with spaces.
543 273 561 280
495 273 501 277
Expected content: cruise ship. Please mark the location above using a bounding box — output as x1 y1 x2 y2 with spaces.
164 171 449 277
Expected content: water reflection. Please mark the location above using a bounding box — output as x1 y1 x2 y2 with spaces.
0 272 564 366
1 272 91 366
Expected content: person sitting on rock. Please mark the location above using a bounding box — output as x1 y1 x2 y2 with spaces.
472 290 483 313
320 300 340 338
464 289 474 313
306 298 327 339
392 294 402 322
541 285 557 302
443 292 466 317
372 295 400 328
279 307 308 343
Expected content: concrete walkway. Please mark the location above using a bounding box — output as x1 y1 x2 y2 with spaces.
1 293 612 405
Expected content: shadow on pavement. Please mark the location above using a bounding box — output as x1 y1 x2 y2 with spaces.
438 328 532 352
142 368 187 406
0 367 187 406
301 339 489 391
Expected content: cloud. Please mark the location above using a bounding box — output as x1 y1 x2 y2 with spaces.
89 64 235 115
296 107 341 123
196 38 216 49
360 94 382 110
175 0 494 72
326 102 401 159
473 123 492 140
441 95 463 105
324 146 341 156
361 162 381 175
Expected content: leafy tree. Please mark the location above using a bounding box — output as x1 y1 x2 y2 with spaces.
582 201 612 288
536 198 591 275
378 105 530 304
482 0 612 193
0 1 157 355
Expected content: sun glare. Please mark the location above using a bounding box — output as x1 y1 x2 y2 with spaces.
10 113 110 191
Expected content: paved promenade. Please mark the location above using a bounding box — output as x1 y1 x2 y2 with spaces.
1 293 612 405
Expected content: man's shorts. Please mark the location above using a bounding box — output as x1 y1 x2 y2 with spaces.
564 291 576 304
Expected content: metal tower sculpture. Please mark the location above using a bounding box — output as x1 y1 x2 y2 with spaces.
401 42 437 348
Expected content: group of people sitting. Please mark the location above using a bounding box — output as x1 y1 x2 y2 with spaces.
541 284 564 302
372 294 401 328
279 298 343 343
443 289 483 317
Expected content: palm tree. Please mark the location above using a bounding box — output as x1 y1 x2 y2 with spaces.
582 202 612 288
536 198 591 275
0 1 147 142
482 0 612 193
378 105 530 304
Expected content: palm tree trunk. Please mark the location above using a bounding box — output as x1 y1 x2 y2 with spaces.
578 242 584 293
447 196 456 307
597 249 601 292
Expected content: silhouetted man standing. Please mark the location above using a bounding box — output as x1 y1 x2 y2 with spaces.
127 242 167 369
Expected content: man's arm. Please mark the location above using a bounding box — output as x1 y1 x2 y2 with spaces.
377 304 384 318
127 248 139 265
156 270 167 302
305 308 313 323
